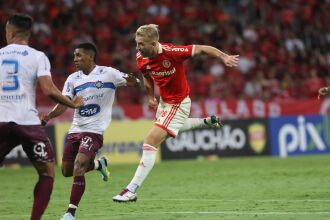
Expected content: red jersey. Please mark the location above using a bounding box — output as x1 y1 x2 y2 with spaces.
137 43 195 104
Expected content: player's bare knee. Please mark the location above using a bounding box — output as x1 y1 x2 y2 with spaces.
73 159 88 176
33 161 55 178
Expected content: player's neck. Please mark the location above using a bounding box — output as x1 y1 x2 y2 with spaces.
149 49 158 59
8 38 28 45
81 64 96 75
149 43 159 59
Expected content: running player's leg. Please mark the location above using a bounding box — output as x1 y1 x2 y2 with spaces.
0 122 17 166
113 97 190 202
63 133 103 219
61 134 80 177
113 125 167 202
179 116 223 133
31 161 55 220
62 134 109 181
19 124 55 220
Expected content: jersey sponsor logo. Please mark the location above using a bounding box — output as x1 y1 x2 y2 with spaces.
83 93 104 102
0 50 28 56
94 81 104 89
162 60 171 68
78 104 101 117
150 67 176 76
172 48 189 52
0 93 26 102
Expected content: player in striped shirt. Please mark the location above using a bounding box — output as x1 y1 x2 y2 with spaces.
41 43 140 220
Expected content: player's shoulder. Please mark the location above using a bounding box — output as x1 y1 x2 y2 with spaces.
160 43 175 52
161 43 191 53
98 65 120 74
0 44 46 58
66 71 81 81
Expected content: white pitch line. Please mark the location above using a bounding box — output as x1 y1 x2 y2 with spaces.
1 198 330 203
140 198 330 202
1 211 330 219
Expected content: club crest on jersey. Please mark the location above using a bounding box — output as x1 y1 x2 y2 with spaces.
94 81 104 89
162 60 171 68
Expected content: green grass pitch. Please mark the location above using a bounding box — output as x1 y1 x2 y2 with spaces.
1 155 330 220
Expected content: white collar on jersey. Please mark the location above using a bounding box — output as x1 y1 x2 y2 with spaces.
158 42 162 54
79 65 98 76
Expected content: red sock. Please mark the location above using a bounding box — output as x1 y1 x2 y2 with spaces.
67 176 85 216
31 175 54 220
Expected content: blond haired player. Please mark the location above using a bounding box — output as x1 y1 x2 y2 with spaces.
113 24 239 202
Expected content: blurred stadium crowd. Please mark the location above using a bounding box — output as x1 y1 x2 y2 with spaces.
0 0 329 106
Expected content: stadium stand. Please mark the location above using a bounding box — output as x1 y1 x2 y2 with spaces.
0 0 329 106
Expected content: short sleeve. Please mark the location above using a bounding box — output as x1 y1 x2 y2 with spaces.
109 67 127 87
166 45 195 62
36 53 51 77
62 76 74 99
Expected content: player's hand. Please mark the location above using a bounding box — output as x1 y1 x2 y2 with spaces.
123 73 140 87
40 115 50 126
73 95 84 108
148 97 158 109
318 87 329 99
223 54 239 67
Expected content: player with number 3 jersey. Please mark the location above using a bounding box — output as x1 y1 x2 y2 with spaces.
0 14 83 220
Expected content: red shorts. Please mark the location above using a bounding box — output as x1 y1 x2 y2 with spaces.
0 122 55 164
62 132 103 162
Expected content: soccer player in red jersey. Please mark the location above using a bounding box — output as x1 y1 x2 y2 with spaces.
113 24 239 202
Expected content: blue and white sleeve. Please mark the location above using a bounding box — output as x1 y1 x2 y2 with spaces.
62 77 74 99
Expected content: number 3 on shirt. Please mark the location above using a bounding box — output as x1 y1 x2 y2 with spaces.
1 59 19 91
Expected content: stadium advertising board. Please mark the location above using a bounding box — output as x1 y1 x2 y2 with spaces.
3 125 57 166
54 120 160 164
122 98 330 120
161 118 270 160
269 115 330 157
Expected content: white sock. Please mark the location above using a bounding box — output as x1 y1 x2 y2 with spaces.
69 204 77 209
94 160 99 170
128 144 157 192
179 118 205 133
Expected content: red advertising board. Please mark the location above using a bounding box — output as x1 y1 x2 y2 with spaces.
39 98 330 123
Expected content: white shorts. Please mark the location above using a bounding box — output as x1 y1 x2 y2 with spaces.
155 96 191 137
